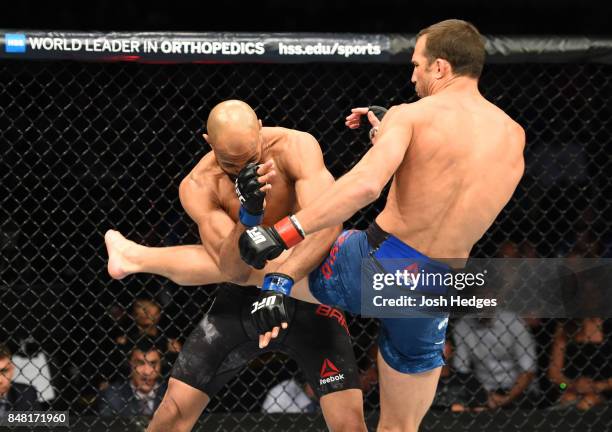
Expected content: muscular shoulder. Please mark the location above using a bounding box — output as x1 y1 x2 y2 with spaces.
181 153 220 188
488 105 526 154
385 101 430 125
264 126 319 153
264 127 323 179
479 99 525 143
509 118 526 148
179 152 222 213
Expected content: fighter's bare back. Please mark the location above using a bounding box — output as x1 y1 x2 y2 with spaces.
376 93 525 259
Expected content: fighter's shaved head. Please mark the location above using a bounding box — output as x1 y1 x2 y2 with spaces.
206 100 260 155
204 100 263 177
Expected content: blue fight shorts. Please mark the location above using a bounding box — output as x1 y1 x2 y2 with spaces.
308 222 450 374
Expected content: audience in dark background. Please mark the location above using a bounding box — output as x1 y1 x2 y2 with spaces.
117 297 182 353
451 311 539 410
548 319 612 411
0 8 609 419
0 343 41 414
98 339 166 417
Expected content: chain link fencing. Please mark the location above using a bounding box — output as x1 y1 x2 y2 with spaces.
1 49 611 431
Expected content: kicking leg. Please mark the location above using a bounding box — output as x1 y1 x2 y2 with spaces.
105 230 223 285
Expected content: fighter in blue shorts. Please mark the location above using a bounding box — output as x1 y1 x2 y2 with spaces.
239 20 526 431
308 223 452 375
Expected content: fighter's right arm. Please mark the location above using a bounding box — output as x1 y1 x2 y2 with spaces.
178 175 234 273
238 105 414 266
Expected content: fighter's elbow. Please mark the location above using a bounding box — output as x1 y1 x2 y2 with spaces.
223 267 251 285
356 179 382 204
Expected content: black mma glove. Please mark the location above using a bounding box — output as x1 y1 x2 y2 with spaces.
235 162 265 227
367 105 388 141
368 105 388 121
250 273 294 338
239 215 305 269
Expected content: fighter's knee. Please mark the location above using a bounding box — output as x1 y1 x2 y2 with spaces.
377 426 416 432
148 395 185 431
327 418 367 432
377 417 419 432
326 406 366 432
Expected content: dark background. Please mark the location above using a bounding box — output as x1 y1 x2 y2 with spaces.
1 0 611 35
1 1 611 430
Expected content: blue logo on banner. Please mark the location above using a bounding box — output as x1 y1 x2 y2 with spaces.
5 33 26 53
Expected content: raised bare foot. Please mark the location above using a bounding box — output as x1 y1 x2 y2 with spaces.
104 230 142 279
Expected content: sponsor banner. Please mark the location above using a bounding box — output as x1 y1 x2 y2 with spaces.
361 258 612 318
0 31 389 63
3 32 611 64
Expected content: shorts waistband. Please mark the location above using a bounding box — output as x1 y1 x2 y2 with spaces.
366 222 451 272
365 221 390 250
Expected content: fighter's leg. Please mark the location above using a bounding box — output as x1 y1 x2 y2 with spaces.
150 288 260 431
253 230 366 348
376 350 441 432
319 389 367 432
248 230 369 307
105 230 223 285
147 378 209 432
285 300 366 431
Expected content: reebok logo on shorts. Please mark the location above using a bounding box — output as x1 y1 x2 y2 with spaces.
319 358 344 385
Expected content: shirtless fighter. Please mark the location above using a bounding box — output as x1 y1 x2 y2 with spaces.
105 100 366 432
239 20 526 431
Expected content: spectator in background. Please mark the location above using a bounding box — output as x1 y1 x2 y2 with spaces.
548 318 612 410
10 337 56 406
99 339 167 417
452 311 539 410
117 297 181 353
0 343 40 415
547 233 611 411
101 297 181 386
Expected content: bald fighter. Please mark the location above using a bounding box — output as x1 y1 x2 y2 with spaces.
239 20 526 431
105 100 366 432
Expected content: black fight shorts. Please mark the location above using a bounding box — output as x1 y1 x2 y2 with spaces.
171 284 361 398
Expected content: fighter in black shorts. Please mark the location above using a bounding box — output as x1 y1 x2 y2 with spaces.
172 284 360 404
105 100 367 431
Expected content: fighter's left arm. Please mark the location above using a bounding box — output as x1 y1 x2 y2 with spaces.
238 105 415 271
294 104 414 235
273 132 342 281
